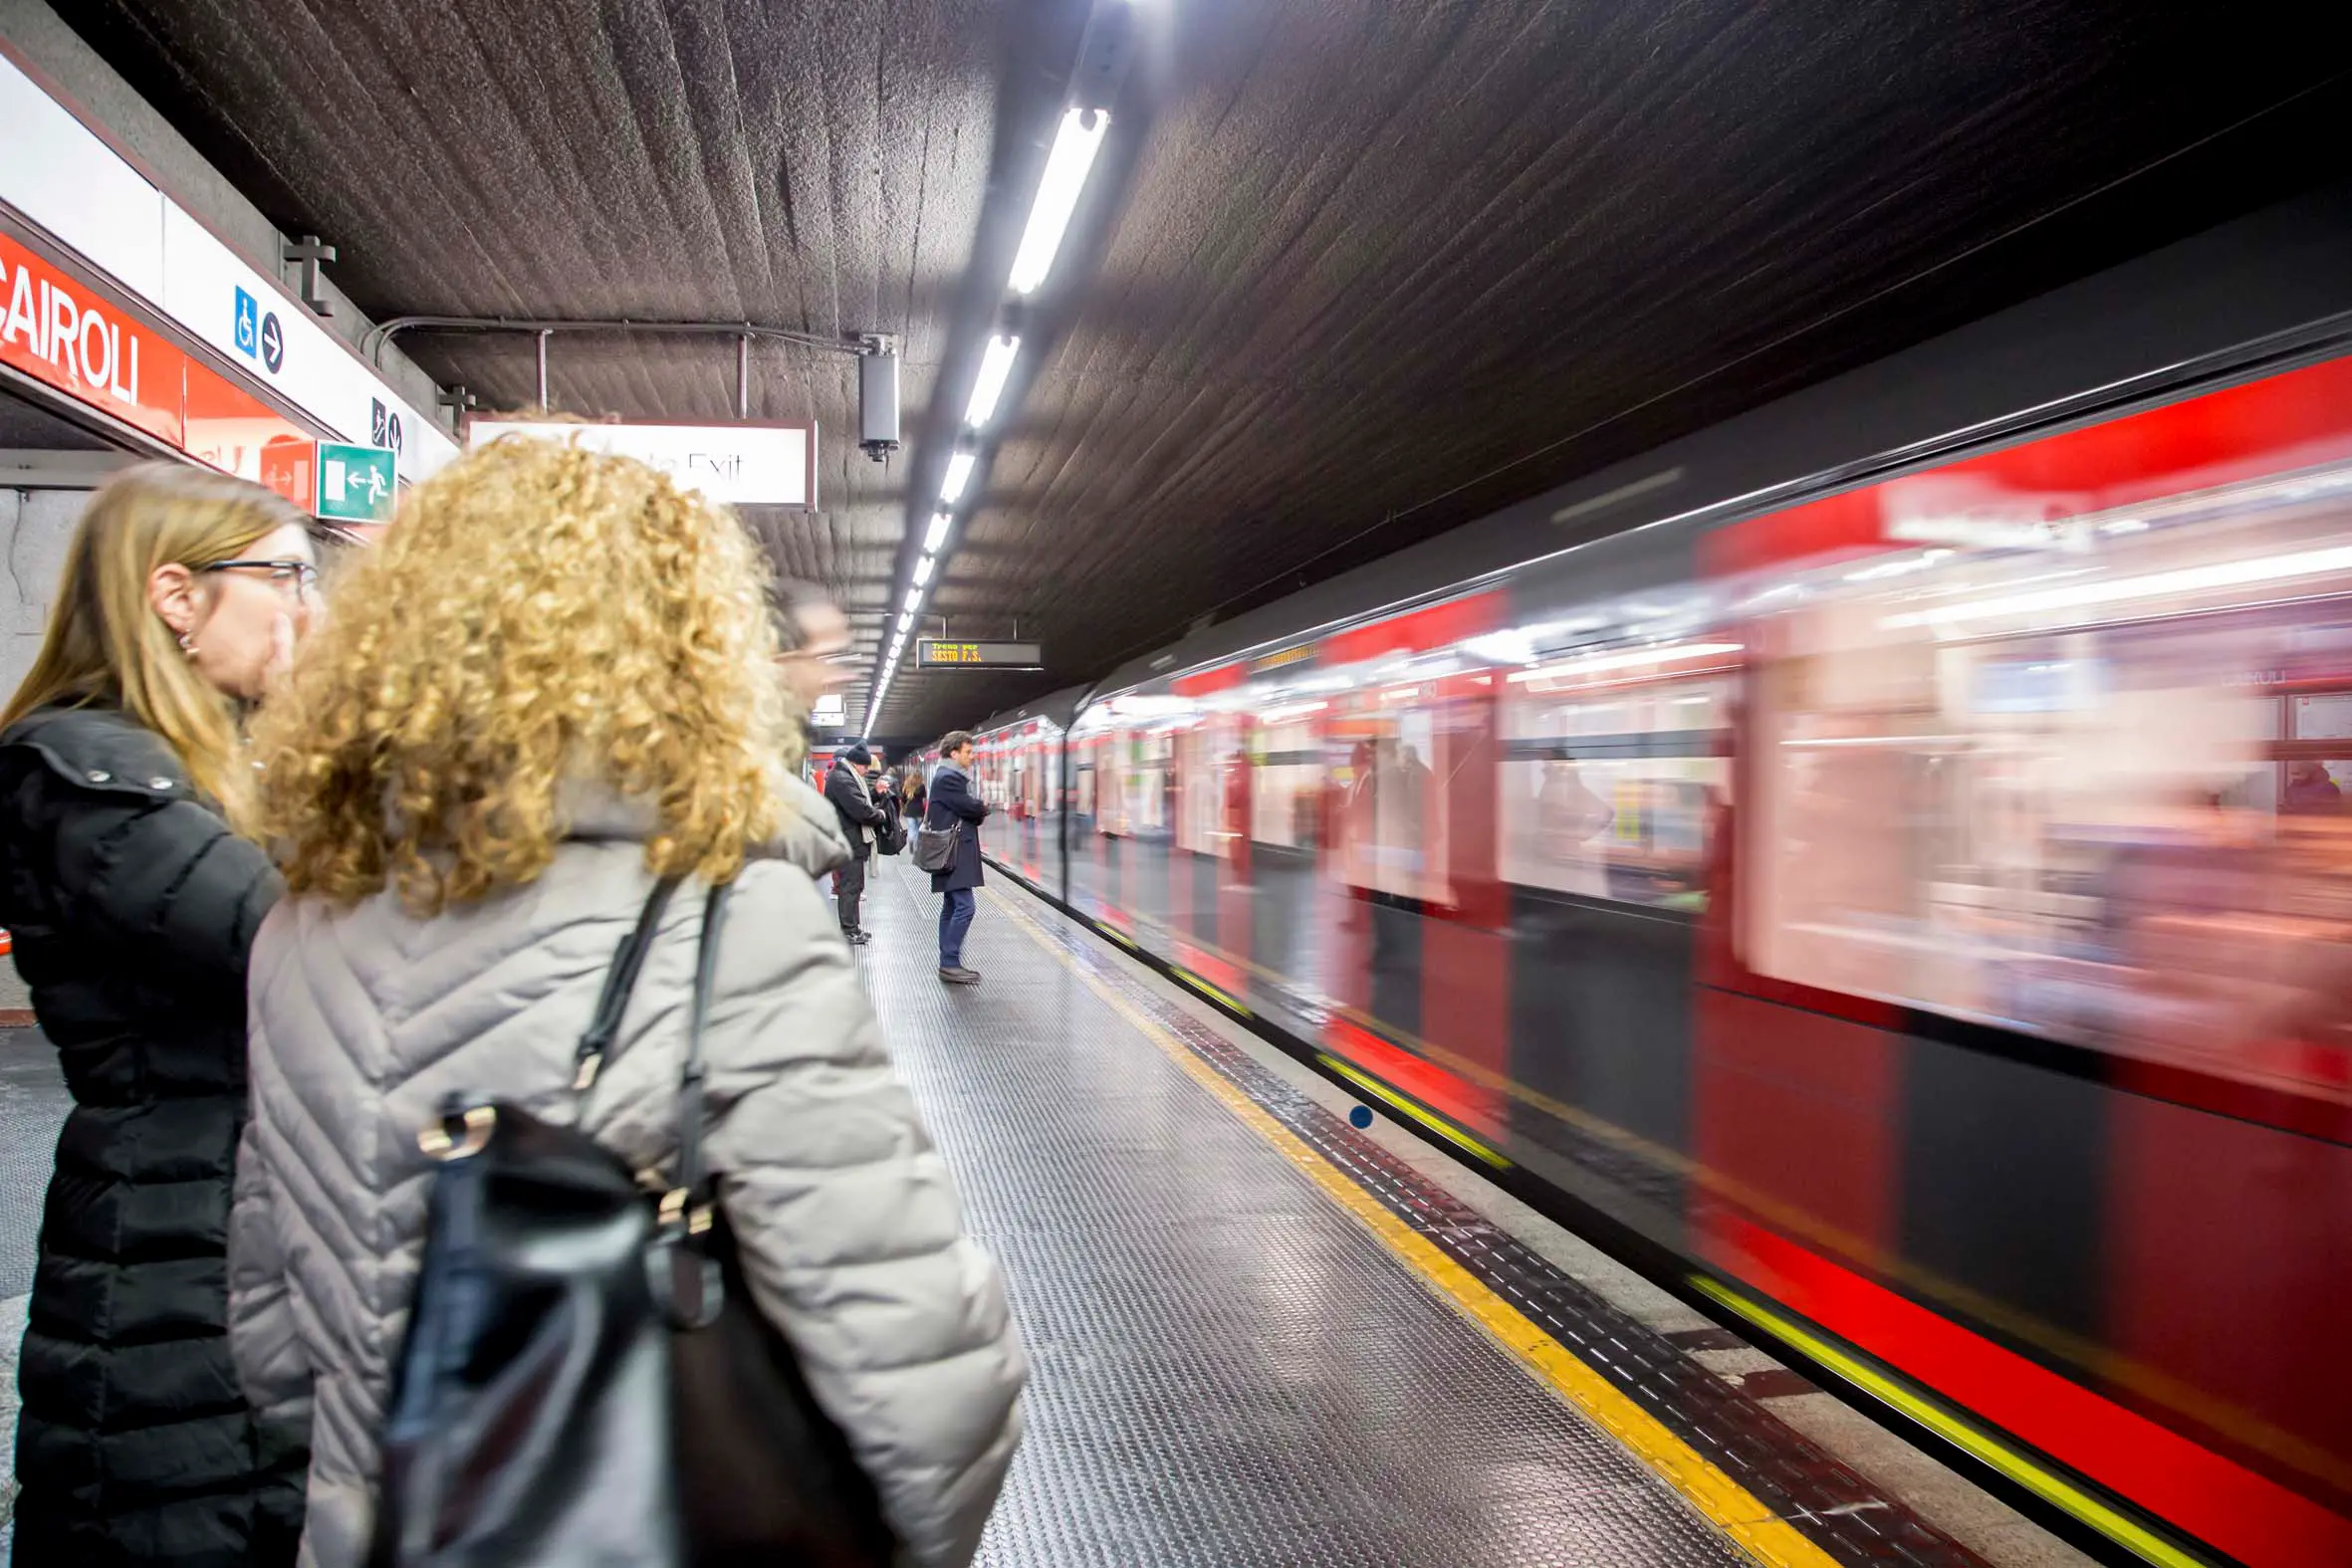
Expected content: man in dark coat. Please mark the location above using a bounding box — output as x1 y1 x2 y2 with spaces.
0 705 307 1565
823 743 890 944
926 731 990 985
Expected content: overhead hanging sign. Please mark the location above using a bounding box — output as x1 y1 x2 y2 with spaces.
918 640 1044 670
467 418 818 508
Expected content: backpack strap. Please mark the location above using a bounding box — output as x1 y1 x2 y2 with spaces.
654 881 733 1330
572 875 684 1090
670 880 731 1206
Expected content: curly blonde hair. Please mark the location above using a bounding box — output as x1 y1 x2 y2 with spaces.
250 435 794 911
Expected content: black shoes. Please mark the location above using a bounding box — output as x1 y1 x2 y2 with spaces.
938 966 981 985
842 927 871 946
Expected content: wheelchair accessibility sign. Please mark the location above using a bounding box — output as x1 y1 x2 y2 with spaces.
232 287 284 374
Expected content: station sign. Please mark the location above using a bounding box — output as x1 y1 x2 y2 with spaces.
918 640 1044 670
0 228 186 445
0 51 457 484
467 418 818 508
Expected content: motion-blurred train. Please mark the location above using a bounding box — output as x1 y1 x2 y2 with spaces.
951 190 2352 1568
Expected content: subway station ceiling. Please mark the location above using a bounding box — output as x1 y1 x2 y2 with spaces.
52 0 2352 740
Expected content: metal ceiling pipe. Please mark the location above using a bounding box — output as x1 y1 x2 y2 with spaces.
738 335 751 420
536 330 551 407
359 315 862 370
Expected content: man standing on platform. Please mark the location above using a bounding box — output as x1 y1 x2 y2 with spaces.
928 731 990 985
823 743 889 944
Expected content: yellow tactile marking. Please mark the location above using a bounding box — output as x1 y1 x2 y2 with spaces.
985 888 1843 1568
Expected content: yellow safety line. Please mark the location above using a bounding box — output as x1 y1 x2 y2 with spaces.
1314 1052 1513 1169
984 888 1841 1568
1692 1278 2212 1568
1171 966 1254 1015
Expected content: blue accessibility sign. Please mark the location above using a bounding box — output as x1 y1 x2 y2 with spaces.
233 287 258 356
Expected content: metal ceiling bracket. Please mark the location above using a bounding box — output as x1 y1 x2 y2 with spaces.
282 234 339 317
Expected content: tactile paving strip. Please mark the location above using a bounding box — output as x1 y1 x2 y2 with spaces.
868 859 1752 1568
968 867 1991 1568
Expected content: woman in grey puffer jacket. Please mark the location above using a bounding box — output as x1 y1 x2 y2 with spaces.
224 436 1026 1568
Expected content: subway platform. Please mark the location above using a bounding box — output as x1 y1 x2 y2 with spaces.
0 867 2086 1567
859 855 2082 1568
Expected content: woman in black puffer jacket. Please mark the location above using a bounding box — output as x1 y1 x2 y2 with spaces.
0 464 316 1565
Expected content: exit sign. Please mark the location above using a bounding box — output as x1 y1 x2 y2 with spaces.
917 640 1044 670
317 442 396 523
255 437 397 524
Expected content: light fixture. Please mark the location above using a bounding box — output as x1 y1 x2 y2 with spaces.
1507 641 1745 683
898 610 914 633
913 555 935 586
940 452 978 504
1882 545 2352 629
964 335 1022 427
903 587 923 613
1010 108 1110 296
925 512 952 552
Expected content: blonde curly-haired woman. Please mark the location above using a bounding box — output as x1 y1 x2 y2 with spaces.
225 437 1026 1568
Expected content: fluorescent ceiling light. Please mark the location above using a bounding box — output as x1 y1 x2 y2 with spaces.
1507 641 1745 683
903 587 923 613
940 452 977 505
1882 545 2352 628
1009 108 1110 296
913 555 934 586
898 611 914 633
925 513 952 552
965 335 1022 427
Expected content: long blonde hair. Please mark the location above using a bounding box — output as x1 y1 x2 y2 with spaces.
249 435 793 912
2 463 302 804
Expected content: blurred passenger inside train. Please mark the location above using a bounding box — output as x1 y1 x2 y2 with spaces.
0 464 315 1565
229 438 1026 1568
1536 758 1615 853
2284 759 2342 811
825 742 891 944
926 729 990 985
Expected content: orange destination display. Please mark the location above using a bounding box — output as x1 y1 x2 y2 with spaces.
916 640 1044 669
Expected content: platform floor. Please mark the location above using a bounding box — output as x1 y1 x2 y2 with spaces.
862 855 2023 1568
0 857 2073 1567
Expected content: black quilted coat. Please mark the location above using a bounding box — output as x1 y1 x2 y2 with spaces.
0 705 306 1565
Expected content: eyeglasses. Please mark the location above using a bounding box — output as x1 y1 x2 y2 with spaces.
201 559 320 600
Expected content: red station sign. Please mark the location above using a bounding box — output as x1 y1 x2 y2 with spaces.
0 228 186 446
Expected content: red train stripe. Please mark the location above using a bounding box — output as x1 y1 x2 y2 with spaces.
1701 1213 2352 1568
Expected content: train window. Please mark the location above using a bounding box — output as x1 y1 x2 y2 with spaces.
1328 693 1453 904
1251 707 1325 850
1746 460 2352 1092
1498 671 1730 910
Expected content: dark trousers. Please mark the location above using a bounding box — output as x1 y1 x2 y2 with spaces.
834 854 867 931
939 887 976 969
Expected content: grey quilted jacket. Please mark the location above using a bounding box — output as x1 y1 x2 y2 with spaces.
226 777 1027 1567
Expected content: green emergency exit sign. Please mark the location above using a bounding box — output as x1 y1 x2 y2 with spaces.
316 442 395 523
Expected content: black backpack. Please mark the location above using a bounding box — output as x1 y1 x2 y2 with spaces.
370 878 894 1567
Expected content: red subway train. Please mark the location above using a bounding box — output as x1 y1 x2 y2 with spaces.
959 193 2352 1568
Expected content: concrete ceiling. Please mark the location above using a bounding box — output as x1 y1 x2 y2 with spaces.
51 0 2352 740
